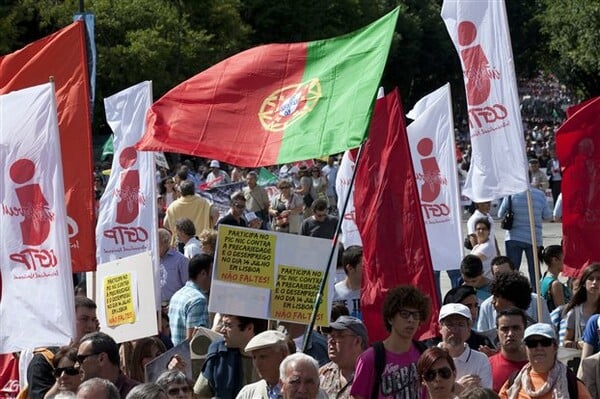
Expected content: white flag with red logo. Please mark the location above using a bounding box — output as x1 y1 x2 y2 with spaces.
0 83 76 353
441 0 528 201
95 82 159 304
407 84 464 271
336 151 362 248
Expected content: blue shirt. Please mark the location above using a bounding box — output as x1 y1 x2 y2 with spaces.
498 188 552 244
168 281 208 345
582 314 600 352
160 249 189 302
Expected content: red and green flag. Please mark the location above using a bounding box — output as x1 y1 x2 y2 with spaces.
136 8 399 167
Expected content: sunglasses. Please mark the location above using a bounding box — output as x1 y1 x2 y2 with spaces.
76 352 100 364
423 366 453 382
524 337 554 348
53 367 79 378
167 386 191 396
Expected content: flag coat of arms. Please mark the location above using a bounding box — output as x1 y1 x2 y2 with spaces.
0 83 76 353
406 84 464 271
137 8 399 167
442 0 528 201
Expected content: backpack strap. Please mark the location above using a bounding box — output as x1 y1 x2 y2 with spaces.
371 341 385 399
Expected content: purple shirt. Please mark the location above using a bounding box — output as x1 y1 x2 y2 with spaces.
160 248 189 302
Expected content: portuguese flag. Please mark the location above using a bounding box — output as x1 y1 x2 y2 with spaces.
136 8 399 167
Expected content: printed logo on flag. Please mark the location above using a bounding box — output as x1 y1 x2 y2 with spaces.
258 78 322 131
458 21 508 137
4 158 59 277
414 139 451 223
103 146 149 250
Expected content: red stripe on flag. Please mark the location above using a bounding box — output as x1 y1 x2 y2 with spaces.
354 89 439 342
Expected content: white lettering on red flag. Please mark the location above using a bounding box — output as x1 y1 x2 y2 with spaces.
441 0 528 201
0 83 76 352
407 84 464 271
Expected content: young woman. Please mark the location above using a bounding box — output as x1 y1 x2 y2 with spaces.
540 245 571 311
158 177 179 210
417 347 459 399
470 218 496 279
44 346 81 398
562 263 600 349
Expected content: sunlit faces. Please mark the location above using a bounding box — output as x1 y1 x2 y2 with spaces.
75 341 102 381
218 315 252 349
421 358 455 398
460 294 480 322
326 330 360 364
251 346 287 384
439 315 471 347
75 307 99 342
496 315 525 353
55 357 81 393
524 335 557 373
388 308 422 340
474 222 490 243
492 296 515 312
476 202 492 214
492 262 513 277
281 361 320 399
585 271 600 294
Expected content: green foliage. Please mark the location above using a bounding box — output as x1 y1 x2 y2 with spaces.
538 0 600 97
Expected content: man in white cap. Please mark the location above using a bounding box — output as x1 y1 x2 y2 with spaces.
319 316 367 399
499 323 591 398
236 330 290 399
438 303 492 390
206 160 231 185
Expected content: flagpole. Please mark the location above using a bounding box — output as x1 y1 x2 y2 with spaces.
526 189 543 322
301 145 364 352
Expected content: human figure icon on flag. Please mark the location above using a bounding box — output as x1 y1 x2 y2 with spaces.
417 138 444 202
458 21 493 106
9 158 53 246
116 146 141 224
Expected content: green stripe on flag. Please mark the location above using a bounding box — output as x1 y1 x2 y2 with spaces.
277 7 398 163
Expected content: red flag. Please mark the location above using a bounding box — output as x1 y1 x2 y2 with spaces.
556 96 600 277
0 22 95 272
354 89 439 343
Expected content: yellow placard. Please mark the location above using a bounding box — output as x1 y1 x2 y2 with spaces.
103 272 136 327
270 265 328 326
216 226 276 289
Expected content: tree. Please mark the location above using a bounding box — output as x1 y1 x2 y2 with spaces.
538 0 600 97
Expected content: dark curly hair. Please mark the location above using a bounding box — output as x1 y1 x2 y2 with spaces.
382 285 430 332
490 272 532 310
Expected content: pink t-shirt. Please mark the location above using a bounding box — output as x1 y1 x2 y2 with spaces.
350 344 425 399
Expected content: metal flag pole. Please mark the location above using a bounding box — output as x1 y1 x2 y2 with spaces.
301 145 364 352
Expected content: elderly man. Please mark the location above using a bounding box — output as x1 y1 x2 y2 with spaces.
236 330 290 398
76 378 120 399
489 307 528 392
438 303 492 390
76 332 139 398
280 353 327 399
243 171 270 229
319 316 367 399
499 323 591 398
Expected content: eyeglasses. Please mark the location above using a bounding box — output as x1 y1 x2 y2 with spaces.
442 321 469 329
397 310 421 320
327 333 356 342
233 203 246 209
76 353 100 364
524 337 554 348
53 367 79 378
167 386 191 396
422 366 453 382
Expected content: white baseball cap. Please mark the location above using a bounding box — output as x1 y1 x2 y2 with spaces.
438 303 471 322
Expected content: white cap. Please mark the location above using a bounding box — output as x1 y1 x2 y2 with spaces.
210 160 220 168
438 303 471 322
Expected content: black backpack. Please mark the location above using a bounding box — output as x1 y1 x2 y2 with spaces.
370 340 427 399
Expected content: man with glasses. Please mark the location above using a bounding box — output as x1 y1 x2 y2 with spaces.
217 191 248 227
489 307 528 392
156 370 193 399
499 323 592 398
437 303 492 390
443 286 494 351
351 285 429 399
76 332 139 398
236 330 290 398
194 315 267 398
300 199 338 239
319 316 367 399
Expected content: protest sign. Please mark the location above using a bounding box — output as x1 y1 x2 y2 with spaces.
209 225 336 326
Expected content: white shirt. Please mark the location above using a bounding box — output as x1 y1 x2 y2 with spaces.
183 237 202 259
439 343 492 389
